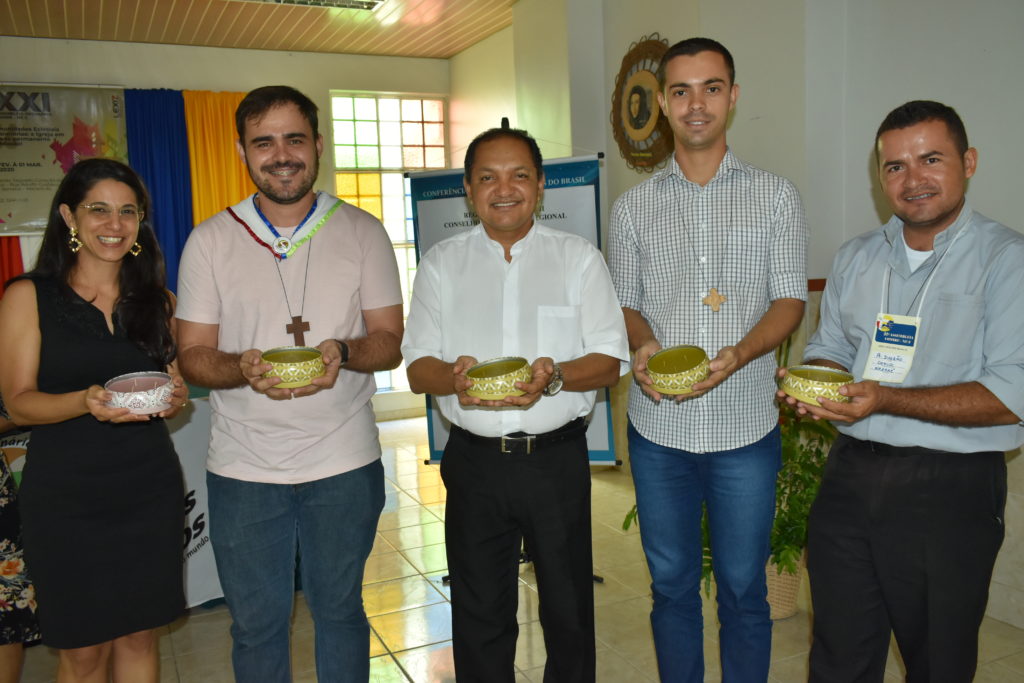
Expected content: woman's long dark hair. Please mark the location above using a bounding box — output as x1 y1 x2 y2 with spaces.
18 158 176 367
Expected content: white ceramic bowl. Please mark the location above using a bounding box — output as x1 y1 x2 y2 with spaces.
105 371 173 415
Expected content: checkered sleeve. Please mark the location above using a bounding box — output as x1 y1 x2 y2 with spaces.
768 179 808 302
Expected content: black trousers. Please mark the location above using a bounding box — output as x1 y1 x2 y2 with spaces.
440 424 596 683
807 435 1006 683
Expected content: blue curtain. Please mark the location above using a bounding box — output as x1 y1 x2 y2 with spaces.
125 89 193 293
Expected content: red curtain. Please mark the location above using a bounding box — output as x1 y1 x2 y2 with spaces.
0 237 25 296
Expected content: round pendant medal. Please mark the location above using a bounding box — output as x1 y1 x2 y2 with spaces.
272 237 291 255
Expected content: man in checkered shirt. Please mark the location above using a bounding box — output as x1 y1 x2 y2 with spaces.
608 37 808 682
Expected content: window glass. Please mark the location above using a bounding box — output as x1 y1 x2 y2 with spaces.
331 93 448 392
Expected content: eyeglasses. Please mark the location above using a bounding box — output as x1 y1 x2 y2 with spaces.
78 203 145 222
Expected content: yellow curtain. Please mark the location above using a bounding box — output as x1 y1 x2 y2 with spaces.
183 91 257 226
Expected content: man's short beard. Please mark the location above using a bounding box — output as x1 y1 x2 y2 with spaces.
248 158 320 205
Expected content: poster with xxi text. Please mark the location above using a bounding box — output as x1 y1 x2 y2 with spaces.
0 84 128 234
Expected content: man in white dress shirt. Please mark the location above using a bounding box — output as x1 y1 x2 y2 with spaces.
402 127 629 682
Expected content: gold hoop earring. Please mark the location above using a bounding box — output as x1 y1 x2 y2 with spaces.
129 242 142 257
68 226 82 253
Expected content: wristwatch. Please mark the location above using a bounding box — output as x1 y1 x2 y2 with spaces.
335 340 350 365
542 364 564 396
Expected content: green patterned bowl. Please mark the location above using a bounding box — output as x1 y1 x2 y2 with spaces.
781 365 853 404
262 346 325 389
466 357 532 400
647 345 710 395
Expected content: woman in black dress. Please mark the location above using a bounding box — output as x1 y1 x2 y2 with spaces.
0 158 186 682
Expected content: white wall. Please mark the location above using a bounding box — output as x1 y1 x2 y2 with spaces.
565 0 610 162
512 0 574 159
0 36 450 193
601 0 701 206
448 27 517 165
698 0 806 192
805 0 1024 274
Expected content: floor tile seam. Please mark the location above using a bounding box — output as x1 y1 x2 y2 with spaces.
386 540 448 554
979 650 1024 669
369 624 393 656
378 524 445 537
386 638 455 658
375 633 453 655
363 572 422 586
595 649 655 681
168 640 235 658
395 544 447 561
591 593 650 609
593 560 651 573
364 596 449 619
386 654 419 683
368 601 453 627
163 624 181 660
376 509 440 528
389 501 427 511
769 650 811 665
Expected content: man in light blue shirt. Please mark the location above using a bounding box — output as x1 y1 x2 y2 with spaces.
788 100 1024 682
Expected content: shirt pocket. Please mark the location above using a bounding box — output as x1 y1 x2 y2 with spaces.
925 293 983 372
537 305 583 361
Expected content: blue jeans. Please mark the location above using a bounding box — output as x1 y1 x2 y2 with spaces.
207 460 385 683
628 422 780 683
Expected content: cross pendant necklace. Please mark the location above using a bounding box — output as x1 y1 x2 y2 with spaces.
675 195 731 312
702 287 728 312
286 315 310 346
259 195 316 346
274 241 313 346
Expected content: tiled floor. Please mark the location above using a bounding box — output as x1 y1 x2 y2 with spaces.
20 417 1024 682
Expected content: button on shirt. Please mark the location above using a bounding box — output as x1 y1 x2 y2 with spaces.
803 205 1024 452
609 150 808 452
402 223 630 437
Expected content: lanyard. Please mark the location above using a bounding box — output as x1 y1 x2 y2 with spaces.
253 195 318 256
879 223 968 318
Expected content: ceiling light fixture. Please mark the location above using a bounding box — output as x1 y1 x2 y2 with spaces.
228 0 385 10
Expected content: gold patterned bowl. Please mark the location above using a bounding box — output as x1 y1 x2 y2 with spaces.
466 357 532 400
781 365 853 404
262 346 325 389
105 371 173 415
647 345 710 395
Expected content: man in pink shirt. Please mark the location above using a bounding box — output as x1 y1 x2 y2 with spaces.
176 85 403 683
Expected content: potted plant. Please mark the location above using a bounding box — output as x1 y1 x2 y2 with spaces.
622 336 837 617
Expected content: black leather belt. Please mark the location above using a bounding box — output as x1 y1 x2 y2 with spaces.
450 417 587 455
840 434 1000 458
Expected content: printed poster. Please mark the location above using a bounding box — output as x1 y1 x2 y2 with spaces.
0 84 128 234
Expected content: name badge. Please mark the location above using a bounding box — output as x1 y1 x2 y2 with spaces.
863 313 919 383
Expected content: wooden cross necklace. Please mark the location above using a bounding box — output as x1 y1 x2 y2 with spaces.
703 287 727 312
678 197 729 312
275 250 312 346
256 196 317 346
